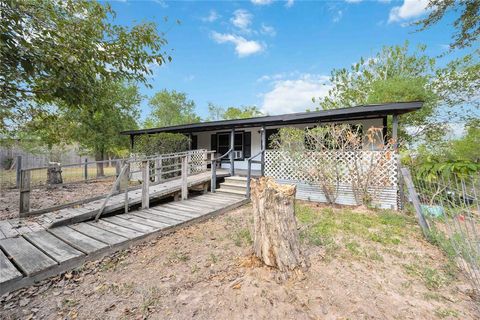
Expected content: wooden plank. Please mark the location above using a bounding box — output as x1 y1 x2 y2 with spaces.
19 169 31 215
0 237 57 276
161 203 204 216
0 229 5 240
0 250 23 284
150 206 199 219
70 223 128 246
141 161 150 209
146 208 191 222
26 222 45 232
167 202 213 214
23 231 84 263
134 210 180 226
49 227 107 254
180 199 225 210
102 216 156 233
0 221 18 238
88 221 144 239
204 193 244 202
116 214 170 229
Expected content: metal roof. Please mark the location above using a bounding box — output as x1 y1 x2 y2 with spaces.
121 101 423 136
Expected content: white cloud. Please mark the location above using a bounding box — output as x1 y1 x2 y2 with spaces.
285 0 294 8
345 0 362 3
388 0 429 23
260 23 276 36
202 10 219 23
251 0 273 5
260 74 331 114
211 32 264 57
332 10 343 23
231 9 253 32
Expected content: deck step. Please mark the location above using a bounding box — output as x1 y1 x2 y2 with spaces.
216 187 246 196
219 182 247 191
224 176 248 183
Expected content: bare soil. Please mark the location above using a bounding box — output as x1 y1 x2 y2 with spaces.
0 202 477 319
0 180 114 220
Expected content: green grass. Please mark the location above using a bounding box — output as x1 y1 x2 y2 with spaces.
403 263 456 290
231 228 252 247
296 203 411 248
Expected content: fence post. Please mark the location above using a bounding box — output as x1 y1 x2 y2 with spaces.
19 170 31 216
202 150 208 172
15 155 22 189
84 158 88 181
400 167 429 237
124 162 130 213
211 159 217 193
141 160 150 209
155 156 162 182
115 160 122 193
181 155 188 200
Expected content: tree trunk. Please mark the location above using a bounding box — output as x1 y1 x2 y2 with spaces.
47 163 63 186
250 177 308 278
96 151 104 177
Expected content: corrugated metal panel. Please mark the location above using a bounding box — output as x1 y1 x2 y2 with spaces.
275 179 398 210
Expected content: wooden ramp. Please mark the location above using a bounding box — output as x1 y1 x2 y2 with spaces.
0 192 248 295
0 169 230 239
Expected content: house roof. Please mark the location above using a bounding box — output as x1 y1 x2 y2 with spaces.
121 101 423 136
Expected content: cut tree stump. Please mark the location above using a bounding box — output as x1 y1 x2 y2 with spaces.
47 163 63 185
250 177 308 278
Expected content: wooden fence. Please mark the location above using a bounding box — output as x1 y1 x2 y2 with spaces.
264 150 399 209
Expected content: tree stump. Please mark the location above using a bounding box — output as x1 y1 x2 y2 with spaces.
47 163 63 185
250 177 308 278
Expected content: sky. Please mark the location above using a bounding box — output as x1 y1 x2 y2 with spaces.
106 0 468 121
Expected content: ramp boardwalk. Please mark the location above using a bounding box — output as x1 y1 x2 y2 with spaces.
0 193 248 295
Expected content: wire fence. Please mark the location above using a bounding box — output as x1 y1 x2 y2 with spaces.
405 169 480 299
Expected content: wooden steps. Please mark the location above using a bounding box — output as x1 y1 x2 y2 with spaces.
217 176 248 196
0 193 249 295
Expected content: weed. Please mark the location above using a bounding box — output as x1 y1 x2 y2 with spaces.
345 241 362 256
168 251 190 263
231 228 252 247
435 308 459 318
191 265 200 274
403 263 450 290
209 253 218 264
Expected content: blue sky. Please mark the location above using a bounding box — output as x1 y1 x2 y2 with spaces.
107 0 466 121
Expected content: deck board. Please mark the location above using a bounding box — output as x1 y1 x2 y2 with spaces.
102 216 157 233
114 214 168 229
23 231 84 263
70 223 129 246
0 250 23 284
144 208 190 222
49 227 108 254
0 237 57 276
133 210 180 226
87 221 145 239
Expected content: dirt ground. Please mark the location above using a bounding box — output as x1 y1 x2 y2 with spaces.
0 201 478 320
0 180 114 220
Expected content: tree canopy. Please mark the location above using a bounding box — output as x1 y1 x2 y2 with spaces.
206 103 263 121
144 90 200 128
0 0 168 134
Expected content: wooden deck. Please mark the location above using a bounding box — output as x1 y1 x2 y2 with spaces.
0 169 230 239
0 192 248 295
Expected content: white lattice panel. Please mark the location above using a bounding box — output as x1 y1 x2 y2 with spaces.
188 149 208 174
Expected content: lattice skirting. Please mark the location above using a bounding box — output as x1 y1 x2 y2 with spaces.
274 179 398 210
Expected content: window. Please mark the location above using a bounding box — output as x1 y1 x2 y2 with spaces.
217 132 244 159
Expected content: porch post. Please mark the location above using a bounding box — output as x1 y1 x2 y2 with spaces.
392 113 403 210
392 114 398 151
130 134 135 151
230 127 235 176
188 133 192 150
260 125 266 176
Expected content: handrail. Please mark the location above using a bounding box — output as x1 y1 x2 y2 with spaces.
211 148 234 193
246 148 265 198
94 162 129 221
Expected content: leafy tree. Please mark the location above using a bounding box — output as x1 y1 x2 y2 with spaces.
416 0 479 50
317 42 440 146
449 119 480 163
0 0 168 134
206 104 263 121
144 90 200 128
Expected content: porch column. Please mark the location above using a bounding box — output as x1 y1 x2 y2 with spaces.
230 127 235 176
260 126 266 176
392 114 398 151
188 133 192 150
130 135 135 151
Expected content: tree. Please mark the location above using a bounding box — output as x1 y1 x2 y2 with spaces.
317 42 440 146
206 104 263 121
0 0 168 135
416 0 479 50
144 90 200 128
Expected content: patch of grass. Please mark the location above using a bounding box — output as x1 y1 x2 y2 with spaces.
231 228 252 247
141 287 161 316
209 253 218 264
190 265 200 274
168 251 190 263
367 249 384 262
435 308 459 318
403 263 454 290
345 241 362 256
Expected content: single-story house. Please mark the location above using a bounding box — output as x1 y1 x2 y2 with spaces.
121 101 423 209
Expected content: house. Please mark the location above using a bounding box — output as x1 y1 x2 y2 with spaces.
121 101 423 209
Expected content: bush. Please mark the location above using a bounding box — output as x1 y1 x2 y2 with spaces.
133 133 190 156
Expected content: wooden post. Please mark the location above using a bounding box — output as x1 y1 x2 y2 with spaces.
19 170 31 216
124 163 130 213
260 125 266 177
115 160 121 193
155 156 162 182
181 155 188 200
211 159 217 193
230 128 235 176
15 155 22 189
84 158 88 181
392 114 404 209
202 150 208 172
400 167 429 237
141 160 150 209
251 177 308 278
392 114 398 151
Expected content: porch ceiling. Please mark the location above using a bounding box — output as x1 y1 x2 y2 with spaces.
121 101 422 136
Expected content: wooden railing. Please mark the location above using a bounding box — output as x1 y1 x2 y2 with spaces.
210 148 233 193
246 148 265 198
